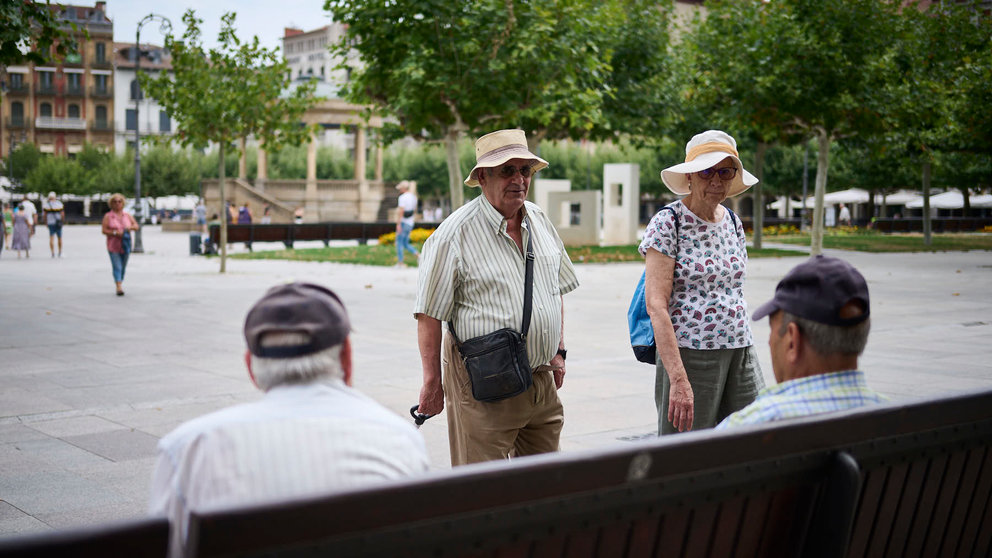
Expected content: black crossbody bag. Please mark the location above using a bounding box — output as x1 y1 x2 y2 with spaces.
451 218 535 402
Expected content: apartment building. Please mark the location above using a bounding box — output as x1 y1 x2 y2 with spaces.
0 1 114 157
113 42 173 153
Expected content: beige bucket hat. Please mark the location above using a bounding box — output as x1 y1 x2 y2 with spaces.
464 129 549 187
661 130 758 197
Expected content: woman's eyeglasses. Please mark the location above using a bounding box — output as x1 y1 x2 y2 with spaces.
696 167 738 181
496 164 534 179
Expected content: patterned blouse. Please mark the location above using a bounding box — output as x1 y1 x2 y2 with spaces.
638 201 753 350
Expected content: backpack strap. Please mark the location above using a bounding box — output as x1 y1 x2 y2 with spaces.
660 202 680 261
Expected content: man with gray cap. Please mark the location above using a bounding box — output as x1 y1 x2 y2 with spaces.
415 129 579 465
150 282 429 556
717 256 886 429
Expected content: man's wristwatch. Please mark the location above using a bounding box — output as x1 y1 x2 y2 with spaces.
556 348 567 361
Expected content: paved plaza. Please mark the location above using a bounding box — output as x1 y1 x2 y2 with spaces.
1 224 991 538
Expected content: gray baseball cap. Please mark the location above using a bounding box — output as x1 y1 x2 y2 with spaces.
752 255 870 326
244 282 351 358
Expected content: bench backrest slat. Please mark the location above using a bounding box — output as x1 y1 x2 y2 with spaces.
0 517 169 558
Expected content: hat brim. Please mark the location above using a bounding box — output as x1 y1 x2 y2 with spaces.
464 148 549 186
751 299 780 322
661 152 758 197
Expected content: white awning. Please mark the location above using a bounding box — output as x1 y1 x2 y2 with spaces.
905 191 964 209
802 188 871 206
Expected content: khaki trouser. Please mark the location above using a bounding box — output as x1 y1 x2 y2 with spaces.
442 330 563 466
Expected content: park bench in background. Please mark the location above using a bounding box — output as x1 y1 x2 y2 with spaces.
0 517 168 558
207 222 441 250
185 388 992 558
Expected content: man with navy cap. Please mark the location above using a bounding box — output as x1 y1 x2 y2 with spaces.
150 282 429 556
717 256 886 428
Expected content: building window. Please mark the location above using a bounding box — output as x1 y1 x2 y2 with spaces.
159 111 171 132
39 71 54 93
10 73 23 88
11 101 24 124
40 102 53 117
96 105 107 125
126 108 137 130
130 79 143 100
68 104 80 118
95 42 106 63
95 74 108 94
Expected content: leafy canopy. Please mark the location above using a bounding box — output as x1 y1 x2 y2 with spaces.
0 0 85 66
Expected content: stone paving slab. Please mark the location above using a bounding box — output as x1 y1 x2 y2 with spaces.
0 224 991 538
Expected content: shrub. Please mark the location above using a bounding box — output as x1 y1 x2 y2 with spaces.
378 227 436 246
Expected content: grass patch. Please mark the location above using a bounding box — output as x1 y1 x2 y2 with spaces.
231 242 803 266
770 233 992 252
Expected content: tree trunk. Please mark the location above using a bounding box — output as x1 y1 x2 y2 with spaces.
810 131 831 256
922 159 932 246
962 187 971 217
752 142 767 250
444 128 465 210
219 142 228 273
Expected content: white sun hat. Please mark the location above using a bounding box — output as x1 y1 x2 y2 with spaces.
464 129 549 187
661 130 758 197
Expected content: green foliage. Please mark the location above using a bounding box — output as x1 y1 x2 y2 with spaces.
4 142 42 185
141 146 201 196
23 155 87 195
0 0 85 66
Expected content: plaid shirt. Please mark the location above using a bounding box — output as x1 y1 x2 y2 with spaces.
716 370 887 429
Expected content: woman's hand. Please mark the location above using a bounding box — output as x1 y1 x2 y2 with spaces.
668 375 694 432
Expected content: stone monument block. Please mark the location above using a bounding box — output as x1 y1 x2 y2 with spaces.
547 190 601 247
532 179 571 213
602 163 640 245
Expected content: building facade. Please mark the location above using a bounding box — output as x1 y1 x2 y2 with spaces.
113 42 173 153
0 1 114 157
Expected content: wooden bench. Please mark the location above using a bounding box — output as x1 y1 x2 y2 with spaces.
183 388 992 558
207 222 441 250
0 517 169 558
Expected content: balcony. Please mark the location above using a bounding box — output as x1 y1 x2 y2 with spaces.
5 117 27 129
90 86 112 98
91 119 114 132
36 84 58 96
5 83 30 96
65 84 85 97
35 116 86 130
90 59 112 70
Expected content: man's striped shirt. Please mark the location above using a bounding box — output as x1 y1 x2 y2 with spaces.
415 195 579 368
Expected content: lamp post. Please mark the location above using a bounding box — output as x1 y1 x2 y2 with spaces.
132 13 171 253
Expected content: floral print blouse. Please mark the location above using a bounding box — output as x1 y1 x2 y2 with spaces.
638 201 754 350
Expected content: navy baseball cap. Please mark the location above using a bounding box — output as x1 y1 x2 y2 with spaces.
244 282 351 358
752 255 870 326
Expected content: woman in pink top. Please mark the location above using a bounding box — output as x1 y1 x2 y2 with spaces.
101 193 139 296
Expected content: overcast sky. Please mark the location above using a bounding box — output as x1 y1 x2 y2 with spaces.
107 1 332 52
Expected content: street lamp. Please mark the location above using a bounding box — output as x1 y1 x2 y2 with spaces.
132 13 171 253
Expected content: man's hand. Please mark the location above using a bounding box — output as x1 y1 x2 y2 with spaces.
550 354 565 389
668 376 694 432
418 381 444 416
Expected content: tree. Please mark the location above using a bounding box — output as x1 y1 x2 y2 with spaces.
141 145 201 197
3 142 41 188
681 0 901 254
23 155 85 195
0 0 84 66
326 0 635 210
143 10 317 272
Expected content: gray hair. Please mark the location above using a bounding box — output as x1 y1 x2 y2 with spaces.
249 332 344 391
780 312 870 357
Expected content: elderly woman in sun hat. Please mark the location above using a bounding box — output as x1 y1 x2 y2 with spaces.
638 130 765 435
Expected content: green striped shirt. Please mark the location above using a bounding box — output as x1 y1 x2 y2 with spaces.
415 195 580 368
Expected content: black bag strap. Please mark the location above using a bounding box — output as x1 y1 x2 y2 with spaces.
521 216 535 337
448 215 535 341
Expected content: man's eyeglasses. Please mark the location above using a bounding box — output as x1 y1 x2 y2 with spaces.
496 164 534 179
696 167 738 181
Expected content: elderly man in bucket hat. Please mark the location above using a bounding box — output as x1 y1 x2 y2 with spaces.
717 255 886 429
150 282 429 556
640 130 765 435
414 129 580 465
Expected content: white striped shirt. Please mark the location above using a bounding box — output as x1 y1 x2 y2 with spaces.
414 195 579 368
149 380 429 556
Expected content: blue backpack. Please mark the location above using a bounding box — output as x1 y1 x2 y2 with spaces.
628 204 740 364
